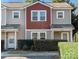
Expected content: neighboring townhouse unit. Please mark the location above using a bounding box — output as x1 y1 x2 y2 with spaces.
1 1 74 50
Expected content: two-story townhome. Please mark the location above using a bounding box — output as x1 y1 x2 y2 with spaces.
1 1 74 50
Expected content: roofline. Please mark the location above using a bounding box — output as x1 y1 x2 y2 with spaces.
1 4 8 8
23 1 53 8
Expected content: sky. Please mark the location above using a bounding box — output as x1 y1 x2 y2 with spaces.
1 0 78 6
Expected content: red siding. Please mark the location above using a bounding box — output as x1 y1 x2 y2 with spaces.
26 3 51 29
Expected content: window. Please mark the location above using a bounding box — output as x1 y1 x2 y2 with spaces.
40 33 46 39
31 10 46 21
9 39 14 43
31 32 46 39
32 33 38 39
12 11 20 19
57 11 64 19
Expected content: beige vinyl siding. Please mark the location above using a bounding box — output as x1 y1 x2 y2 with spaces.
6 9 26 39
52 9 71 24
1 32 5 40
1 9 6 25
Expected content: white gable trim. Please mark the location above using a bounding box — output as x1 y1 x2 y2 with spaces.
24 1 52 8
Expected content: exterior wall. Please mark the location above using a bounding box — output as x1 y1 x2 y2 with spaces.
1 32 5 40
26 30 51 39
1 8 6 25
52 9 71 24
26 3 51 29
5 9 26 39
54 31 70 40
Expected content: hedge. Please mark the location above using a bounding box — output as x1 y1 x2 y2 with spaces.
58 42 78 59
17 40 33 50
1 40 4 51
17 40 67 51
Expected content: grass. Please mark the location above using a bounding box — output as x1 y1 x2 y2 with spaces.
58 42 78 59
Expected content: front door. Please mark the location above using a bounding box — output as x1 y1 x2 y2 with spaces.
8 34 15 49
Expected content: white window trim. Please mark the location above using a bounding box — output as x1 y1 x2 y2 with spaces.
12 11 20 19
31 32 47 39
61 32 69 41
31 10 47 21
56 11 64 19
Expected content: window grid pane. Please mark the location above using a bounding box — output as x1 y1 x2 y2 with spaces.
32 12 38 21
40 33 45 39
32 33 38 39
14 12 19 18
40 12 45 21
57 12 64 19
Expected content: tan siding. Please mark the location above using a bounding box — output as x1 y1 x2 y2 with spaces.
1 9 6 25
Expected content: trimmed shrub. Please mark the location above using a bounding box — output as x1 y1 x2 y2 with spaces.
32 40 67 51
58 42 78 59
17 40 33 50
1 40 4 50
17 39 67 51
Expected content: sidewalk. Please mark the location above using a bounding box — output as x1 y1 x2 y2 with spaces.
1 51 60 59
1 51 59 57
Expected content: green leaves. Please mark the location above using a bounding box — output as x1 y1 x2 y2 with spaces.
58 42 78 59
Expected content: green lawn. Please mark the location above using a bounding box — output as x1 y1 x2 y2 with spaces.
58 42 78 59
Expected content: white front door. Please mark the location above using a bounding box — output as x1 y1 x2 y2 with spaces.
8 34 15 48
61 32 69 41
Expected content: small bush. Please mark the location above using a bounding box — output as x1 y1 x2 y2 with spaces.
17 40 33 50
58 42 78 59
32 40 67 51
1 40 4 51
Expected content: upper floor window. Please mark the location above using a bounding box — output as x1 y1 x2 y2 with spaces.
57 11 64 19
31 10 47 21
12 11 20 19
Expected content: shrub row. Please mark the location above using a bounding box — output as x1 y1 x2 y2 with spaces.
1 40 4 51
17 40 67 51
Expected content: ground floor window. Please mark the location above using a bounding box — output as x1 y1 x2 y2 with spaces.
32 33 38 39
31 32 46 39
40 33 46 39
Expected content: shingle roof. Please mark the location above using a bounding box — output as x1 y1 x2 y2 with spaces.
1 3 30 8
48 2 73 9
1 24 20 29
51 24 74 28
1 2 73 9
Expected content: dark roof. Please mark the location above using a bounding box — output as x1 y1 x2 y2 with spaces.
51 24 74 28
1 24 20 29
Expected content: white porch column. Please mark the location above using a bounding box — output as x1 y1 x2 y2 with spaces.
51 30 54 39
15 31 17 49
4 31 7 50
70 30 73 42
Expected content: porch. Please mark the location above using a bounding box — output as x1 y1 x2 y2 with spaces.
1 24 19 50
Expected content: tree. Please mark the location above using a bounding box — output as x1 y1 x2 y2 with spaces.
25 0 40 3
53 0 70 3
